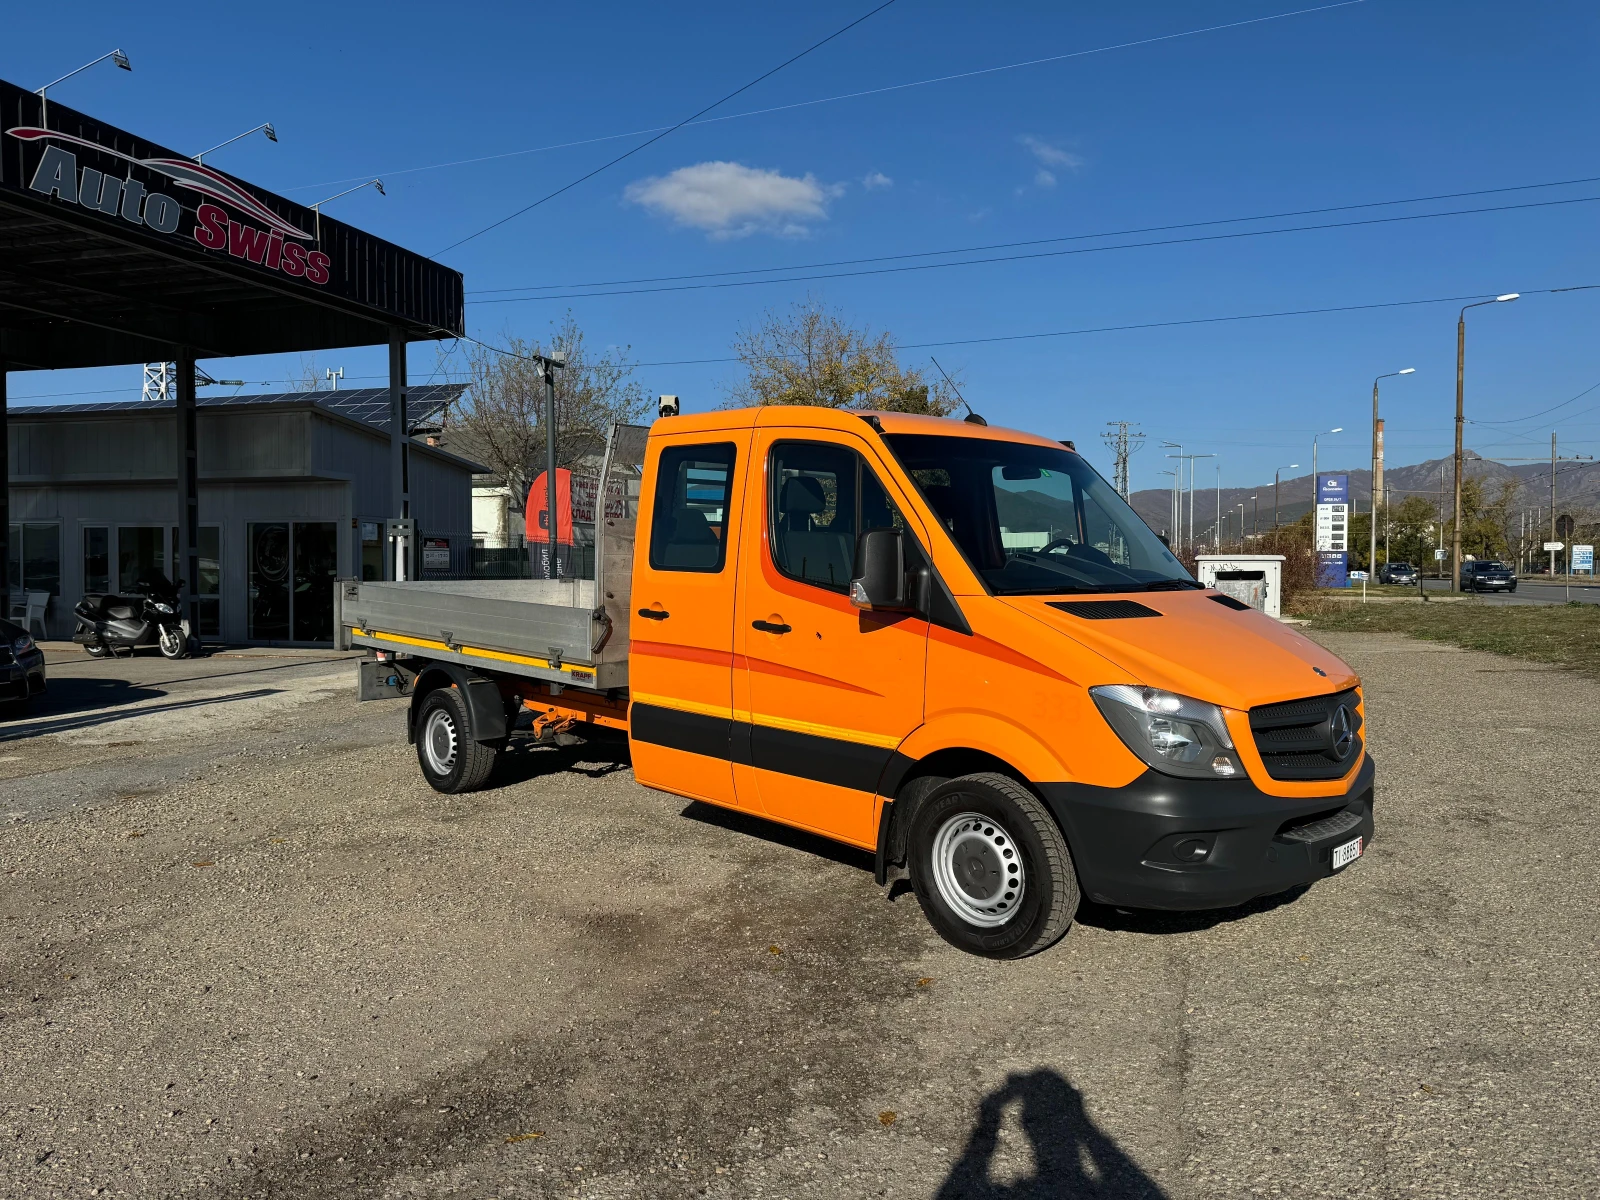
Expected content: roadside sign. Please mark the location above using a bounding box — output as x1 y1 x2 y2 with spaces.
1434 549 1446 560
1544 541 1564 551
1349 571 1369 580
1573 545 1594 571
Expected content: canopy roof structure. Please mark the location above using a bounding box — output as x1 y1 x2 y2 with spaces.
0 78 463 371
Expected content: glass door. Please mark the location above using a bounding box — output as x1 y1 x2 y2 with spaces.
291 522 338 642
248 522 336 643
117 526 166 593
171 526 223 637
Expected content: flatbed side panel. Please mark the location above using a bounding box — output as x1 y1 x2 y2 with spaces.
347 629 627 691
342 580 598 667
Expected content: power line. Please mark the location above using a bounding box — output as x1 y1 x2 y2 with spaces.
433 0 901 256
467 193 1600 303
609 285 1596 368
470 173 1600 296
285 0 1368 197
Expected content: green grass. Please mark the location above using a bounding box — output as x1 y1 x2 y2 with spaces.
1294 596 1600 677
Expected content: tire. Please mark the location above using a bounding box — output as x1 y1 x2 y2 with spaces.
84 644 110 659
415 686 499 794
157 625 187 659
908 772 1079 959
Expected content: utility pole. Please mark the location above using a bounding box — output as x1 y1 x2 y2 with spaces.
1101 422 1145 500
1273 464 1298 529
1161 441 1182 550
530 351 567 579
1453 294 1519 591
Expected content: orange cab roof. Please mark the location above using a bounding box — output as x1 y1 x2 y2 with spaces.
650 405 1071 452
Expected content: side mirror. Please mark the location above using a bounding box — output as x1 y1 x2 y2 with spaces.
850 529 908 610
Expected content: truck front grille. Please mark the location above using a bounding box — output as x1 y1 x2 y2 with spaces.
1249 688 1362 781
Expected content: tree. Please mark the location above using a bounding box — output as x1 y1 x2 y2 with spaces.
450 314 650 510
727 300 960 415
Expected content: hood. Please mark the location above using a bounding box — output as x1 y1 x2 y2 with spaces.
1002 590 1358 711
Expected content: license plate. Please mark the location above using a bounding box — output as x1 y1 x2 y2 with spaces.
1332 837 1363 870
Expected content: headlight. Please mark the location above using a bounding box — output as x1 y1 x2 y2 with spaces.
1090 685 1244 780
152 601 175 614
12 635 32 655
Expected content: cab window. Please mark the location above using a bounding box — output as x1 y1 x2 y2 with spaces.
770 442 901 592
648 443 736 572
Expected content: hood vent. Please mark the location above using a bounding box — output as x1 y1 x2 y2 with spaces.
1048 599 1161 620
1209 593 1252 611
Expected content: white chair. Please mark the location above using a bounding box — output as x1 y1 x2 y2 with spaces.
13 591 48 639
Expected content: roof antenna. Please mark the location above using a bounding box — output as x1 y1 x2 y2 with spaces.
930 357 986 426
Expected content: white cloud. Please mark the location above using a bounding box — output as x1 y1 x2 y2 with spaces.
624 161 843 238
1019 135 1084 169
1034 169 1057 189
862 171 893 190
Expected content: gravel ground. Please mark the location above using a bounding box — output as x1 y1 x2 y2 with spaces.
2 632 1596 1199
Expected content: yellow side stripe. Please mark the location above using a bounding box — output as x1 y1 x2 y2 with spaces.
737 709 903 750
349 628 595 676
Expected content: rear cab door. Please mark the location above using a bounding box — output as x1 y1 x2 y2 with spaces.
733 415 931 848
628 416 756 811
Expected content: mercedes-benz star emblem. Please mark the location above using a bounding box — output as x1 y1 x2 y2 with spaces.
1330 705 1355 760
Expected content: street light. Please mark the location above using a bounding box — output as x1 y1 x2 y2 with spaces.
311 178 385 243
1370 368 1415 574
195 123 278 165
1452 293 1519 592
1312 428 1343 501
1274 465 1299 529
36 49 131 125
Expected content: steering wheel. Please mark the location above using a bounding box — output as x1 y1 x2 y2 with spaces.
1037 538 1116 568
1037 538 1078 556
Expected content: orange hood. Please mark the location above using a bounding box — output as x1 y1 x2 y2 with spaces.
1000 590 1358 711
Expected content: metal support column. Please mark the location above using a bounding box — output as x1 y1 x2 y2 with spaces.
175 348 200 634
388 329 409 580
0 357 9 622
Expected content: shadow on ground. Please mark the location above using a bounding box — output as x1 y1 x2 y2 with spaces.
937 1069 1168 1199
1075 884 1310 935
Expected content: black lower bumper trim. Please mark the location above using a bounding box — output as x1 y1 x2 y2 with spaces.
1038 756 1375 911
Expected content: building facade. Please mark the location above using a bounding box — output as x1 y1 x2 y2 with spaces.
7 387 477 644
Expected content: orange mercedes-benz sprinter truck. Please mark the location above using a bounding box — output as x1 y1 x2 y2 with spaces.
349 406 1372 958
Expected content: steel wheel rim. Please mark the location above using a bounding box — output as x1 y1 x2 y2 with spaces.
158 627 183 656
422 707 458 776
930 811 1025 928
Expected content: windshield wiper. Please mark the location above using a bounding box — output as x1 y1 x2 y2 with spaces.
1139 579 1206 591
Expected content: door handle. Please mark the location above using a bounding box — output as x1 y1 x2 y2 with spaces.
751 619 792 634
637 607 670 621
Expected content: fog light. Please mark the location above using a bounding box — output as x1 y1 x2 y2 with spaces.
1173 838 1211 862
1210 755 1237 777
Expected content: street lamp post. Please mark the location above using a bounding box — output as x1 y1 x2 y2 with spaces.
1370 368 1415 572
35 49 131 125
1312 428 1343 502
1274 465 1299 529
195 123 278 165
1160 441 1182 550
311 178 386 244
1452 294 1519 592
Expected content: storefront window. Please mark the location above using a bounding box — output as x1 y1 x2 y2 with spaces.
171 526 222 637
9 523 61 597
118 526 166 592
83 526 110 594
248 523 291 641
249 522 336 643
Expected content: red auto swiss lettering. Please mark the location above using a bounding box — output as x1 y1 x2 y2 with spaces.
228 221 272 264
280 241 307 277
193 203 228 250
304 250 331 286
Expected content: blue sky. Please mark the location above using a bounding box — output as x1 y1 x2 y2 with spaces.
5 0 1599 492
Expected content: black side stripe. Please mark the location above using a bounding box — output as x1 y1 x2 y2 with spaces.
631 702 895 794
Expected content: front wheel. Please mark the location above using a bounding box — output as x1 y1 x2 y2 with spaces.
84 643 111 659
157 625 187 659
415 686 499 794
909 772 1079 959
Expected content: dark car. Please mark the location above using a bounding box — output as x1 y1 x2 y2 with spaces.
1461 560 1517 593
0 616 47 714
1379 561 1419 585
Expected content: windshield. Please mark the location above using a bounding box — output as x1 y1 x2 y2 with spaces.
883 433 1193 595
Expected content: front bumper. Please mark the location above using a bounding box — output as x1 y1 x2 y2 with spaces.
0 657 46 701
1039 756 1374 911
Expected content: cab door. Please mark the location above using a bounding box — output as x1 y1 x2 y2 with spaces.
628 428 753 811
734 425 929 848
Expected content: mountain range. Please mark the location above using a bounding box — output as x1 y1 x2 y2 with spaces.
1126 452 1600 540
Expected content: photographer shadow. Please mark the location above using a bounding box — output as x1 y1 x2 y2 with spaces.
936 1069 1167 1199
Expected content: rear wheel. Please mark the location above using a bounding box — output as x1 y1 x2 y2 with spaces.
416 686 499 794
909 772 1079 959
84 644 110 659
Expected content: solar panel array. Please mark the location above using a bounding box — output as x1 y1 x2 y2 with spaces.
8 384 467 434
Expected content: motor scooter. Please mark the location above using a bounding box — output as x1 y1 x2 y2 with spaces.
72 571 195 659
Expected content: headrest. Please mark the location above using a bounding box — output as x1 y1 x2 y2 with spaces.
780 475 828 515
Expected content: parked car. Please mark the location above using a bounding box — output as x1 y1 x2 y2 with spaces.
1379 562 1419 585
1461 561 1517 592
0 616 47 715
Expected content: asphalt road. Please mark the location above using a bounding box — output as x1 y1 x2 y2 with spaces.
3 635 1597 1198
1414 577 1600 605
